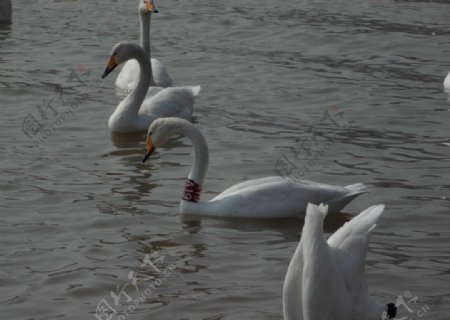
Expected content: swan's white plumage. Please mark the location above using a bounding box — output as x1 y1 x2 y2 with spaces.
196 177 367 218
283 203 392 320
444 71 450 92
115 0 172 91
144 118 367 218
103 43 200 133
116 58 172 92
150 58 172 88
0 0 11 22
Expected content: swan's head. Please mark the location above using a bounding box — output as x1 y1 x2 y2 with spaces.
140 0 158 14
101 42 140 79
381 303 397 320
142 118 191 163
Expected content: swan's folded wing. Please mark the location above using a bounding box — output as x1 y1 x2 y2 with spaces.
209 178 317 218
140 87 197 119
327 205 384 264
327 204 385 300
139 87 194 118
214 176 289 199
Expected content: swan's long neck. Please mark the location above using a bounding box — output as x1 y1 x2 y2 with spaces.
139 11 156 86
182 124 209 188
116 47 151 118
177 122 210 214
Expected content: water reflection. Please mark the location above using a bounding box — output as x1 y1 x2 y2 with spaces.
0 21 11 42
3 0 450 318
181 211 351 240
103 132 191 206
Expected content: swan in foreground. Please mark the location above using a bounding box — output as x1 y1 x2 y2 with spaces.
142 117 368 218
0 0 11 22
116 0 172 91
444 71 450 92
283 203 397 320
102 42 200 133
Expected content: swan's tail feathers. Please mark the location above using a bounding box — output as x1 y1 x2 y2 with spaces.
305 203 329 223
190 85 201 97
353 204 385 235
326 183 369 213
303 203 329 249
328 205 386 247
326 204 385 274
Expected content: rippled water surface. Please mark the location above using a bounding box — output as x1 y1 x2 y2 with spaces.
1 0 450 319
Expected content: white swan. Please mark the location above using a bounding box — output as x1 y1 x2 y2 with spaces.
0 0 11 22
142 117 368 218
283 203 397 320
115 0 172 91
101 42 200 133
444 71 450 92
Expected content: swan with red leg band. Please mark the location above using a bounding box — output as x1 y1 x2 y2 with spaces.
141 117 369 218
182 179 202 203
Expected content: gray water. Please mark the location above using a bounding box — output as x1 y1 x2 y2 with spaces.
1 0 450 319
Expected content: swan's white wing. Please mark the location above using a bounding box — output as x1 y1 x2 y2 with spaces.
139 86 201 120
302 204 352 320
328 205 384 273
217 177 360 199
328 205 386 319
151 58 172 88
215 176 290 198
208 177 366 217
209 178 317 218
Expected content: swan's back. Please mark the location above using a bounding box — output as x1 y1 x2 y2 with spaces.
140 85 201 120
207 177 366 218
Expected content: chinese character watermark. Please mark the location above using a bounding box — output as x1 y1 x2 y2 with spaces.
22 65 101 147
274 105 356 179
94 250 177 320
394 290 430 320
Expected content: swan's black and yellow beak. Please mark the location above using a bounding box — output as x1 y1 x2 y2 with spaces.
142 135 156 163
101 55 117 79
145 0 158 13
